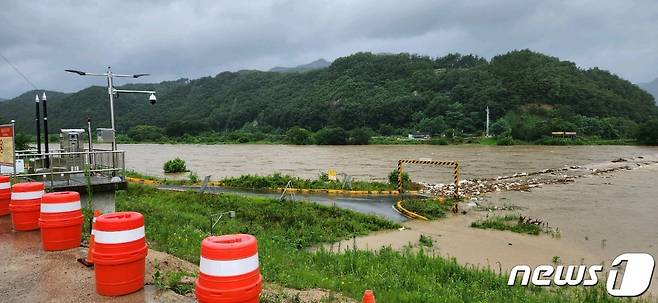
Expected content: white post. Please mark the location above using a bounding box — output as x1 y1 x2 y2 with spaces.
486 106 489 138
107 67 116 151
10 120 16 179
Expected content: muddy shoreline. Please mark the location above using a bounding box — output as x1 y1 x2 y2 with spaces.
332 157 658 298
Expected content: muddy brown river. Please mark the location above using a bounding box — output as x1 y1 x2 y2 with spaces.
119 144 658 182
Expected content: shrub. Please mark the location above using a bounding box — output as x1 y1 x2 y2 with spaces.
496 136 515 145
286 127 314 145
314 127 348 145
14 132 31 150
163 158 187 173
388 169 410 190
400 198 451 220
348 127 373 145
429 137 449 145
636 119 658 145
127 125 165 142
490 119 512 137
188 171 199 183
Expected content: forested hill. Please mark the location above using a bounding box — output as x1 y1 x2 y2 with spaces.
1 50 657 142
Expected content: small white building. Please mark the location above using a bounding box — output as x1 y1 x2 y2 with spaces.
408 132 432 140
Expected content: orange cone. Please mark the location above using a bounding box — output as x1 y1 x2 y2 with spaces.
362 290 376 303
78 210 101 267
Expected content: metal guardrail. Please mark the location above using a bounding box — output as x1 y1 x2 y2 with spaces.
13 149 126 187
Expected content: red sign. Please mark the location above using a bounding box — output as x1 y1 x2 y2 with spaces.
0 125 12 138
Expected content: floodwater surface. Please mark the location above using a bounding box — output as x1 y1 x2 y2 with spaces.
121 144 658 182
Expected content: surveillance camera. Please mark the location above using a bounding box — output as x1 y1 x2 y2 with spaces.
149 93 157 105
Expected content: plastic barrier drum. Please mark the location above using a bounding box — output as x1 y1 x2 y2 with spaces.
39 191 84 251
93 212 148 296
195 234 263 303
10 182 44 231
0 176 10 216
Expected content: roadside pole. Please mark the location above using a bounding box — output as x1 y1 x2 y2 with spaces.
11 121 16 183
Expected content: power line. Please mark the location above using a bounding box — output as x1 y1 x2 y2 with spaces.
0 52 38 90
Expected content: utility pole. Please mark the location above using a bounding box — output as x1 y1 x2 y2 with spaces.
486 106 489 138
35 95 41 154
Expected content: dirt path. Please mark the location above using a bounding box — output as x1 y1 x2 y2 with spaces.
332 162 658 297
0 220 195 303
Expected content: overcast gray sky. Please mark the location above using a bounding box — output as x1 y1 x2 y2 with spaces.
1 0 657 98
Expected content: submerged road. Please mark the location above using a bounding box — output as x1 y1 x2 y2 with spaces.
158 185 409 222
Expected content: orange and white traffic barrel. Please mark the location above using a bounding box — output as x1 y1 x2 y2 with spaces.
10 182 44 231
195 234 263 303
39 191 84 251
0 176 10 216
93 211 148 296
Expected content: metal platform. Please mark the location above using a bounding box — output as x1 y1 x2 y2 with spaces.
7 149 127 213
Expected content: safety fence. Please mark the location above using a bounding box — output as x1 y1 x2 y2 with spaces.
396 159 460 198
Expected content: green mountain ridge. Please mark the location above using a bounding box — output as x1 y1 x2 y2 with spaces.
1 50 657 140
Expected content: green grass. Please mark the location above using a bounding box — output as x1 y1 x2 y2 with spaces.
399 198 454 220
125 170 160 181
125 170 399 192
471 214 546 235
115 185 630 302
152 265 195 295
221 172 397 192
117 185 399 261
125 169 198 186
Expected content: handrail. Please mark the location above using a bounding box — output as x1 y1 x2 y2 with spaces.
12 149 126 184
16 150 124 157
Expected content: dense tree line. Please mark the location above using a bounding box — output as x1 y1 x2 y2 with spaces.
1 50 657 144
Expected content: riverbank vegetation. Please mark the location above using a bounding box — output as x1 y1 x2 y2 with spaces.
115 185 624 302
398 198 455 220
4 50 657 147
163 158 188 173
471 214 559 236
127 168 410 192
218 172 399 192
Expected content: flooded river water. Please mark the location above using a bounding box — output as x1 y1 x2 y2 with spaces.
121 143 658 297
120 144 658 182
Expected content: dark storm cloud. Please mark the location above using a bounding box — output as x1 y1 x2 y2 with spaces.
1 0 657 98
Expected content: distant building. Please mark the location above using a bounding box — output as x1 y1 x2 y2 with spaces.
551 131 577 138
408 132 432 140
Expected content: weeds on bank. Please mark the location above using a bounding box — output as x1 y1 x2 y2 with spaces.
470 214 560 236
221 172 396 192
399 198 455 219
419 234 434 247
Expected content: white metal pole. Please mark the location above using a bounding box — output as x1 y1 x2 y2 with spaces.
107 67 116 151
11 120 16 179
486 106 489 137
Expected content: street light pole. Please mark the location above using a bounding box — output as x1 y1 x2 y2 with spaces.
106 67 117 151
65 67 156 152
